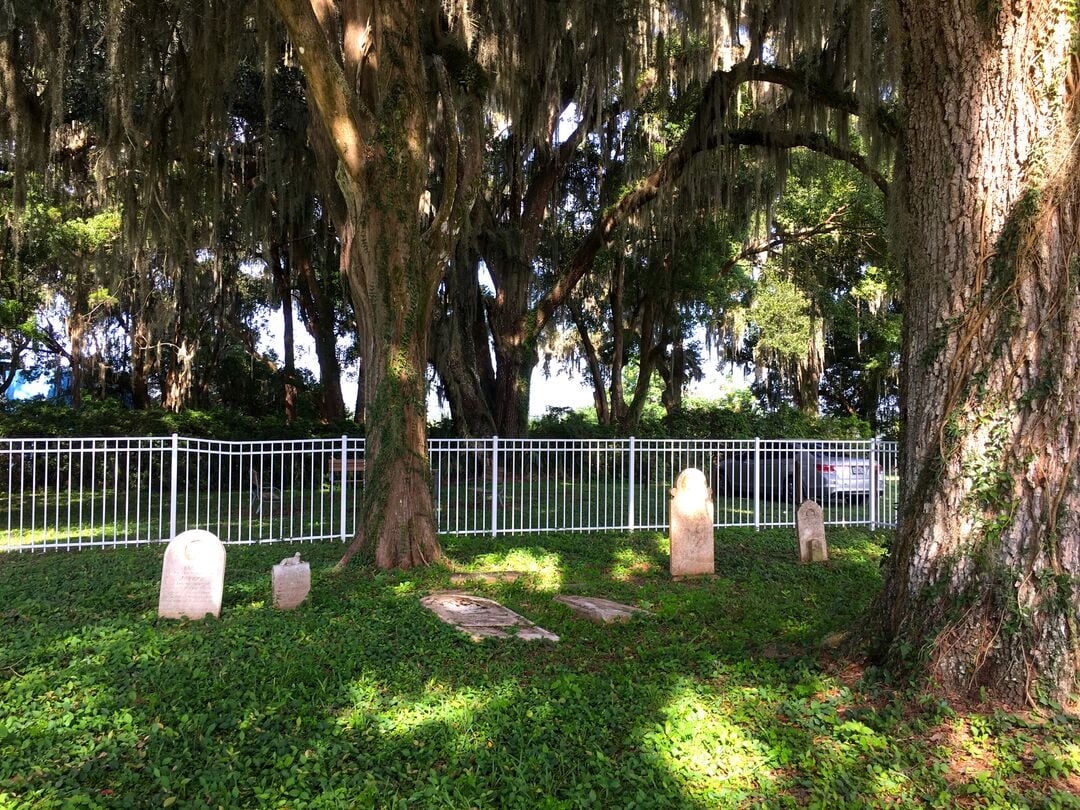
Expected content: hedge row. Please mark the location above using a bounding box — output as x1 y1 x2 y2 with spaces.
1 399 877 441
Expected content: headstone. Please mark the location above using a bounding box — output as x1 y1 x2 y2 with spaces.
796 499 828 562
553 595 652 624
158 530 226 620
272 552 311 610
669 468 715 577
420 592 559 642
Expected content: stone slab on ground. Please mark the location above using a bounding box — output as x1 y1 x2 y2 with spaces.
553 595 652 624
421 592 559 642
448 571 523 585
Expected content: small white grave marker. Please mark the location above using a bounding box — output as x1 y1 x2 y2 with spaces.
272 552 311 610
158 530 226 620
796 500 828 562
669 468 715 577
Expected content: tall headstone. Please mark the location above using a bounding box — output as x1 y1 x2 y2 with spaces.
158 530 226 620
272 552 311 610
796 500 828 562
669 468 715 577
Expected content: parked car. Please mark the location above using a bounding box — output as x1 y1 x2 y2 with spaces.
714 442 885 501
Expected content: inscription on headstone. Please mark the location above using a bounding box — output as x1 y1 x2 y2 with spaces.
669 468 715 577
158 530 226 620
272 552 311 610
796 500 828 562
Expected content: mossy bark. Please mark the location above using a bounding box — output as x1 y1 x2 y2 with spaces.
273 0 454 570
877 0 1080 705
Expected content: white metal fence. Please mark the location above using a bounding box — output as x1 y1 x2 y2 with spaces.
1 435 898 552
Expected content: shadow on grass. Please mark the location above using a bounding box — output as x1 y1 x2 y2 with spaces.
0 530 1066 806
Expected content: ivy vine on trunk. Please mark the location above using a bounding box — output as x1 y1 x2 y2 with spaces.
875 0 1080 705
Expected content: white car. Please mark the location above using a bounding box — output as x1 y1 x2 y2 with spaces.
715 442 885 501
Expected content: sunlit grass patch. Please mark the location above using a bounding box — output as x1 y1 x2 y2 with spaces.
453 545 565 592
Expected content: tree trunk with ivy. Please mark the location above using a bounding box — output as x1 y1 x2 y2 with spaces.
273 0 480 568
876 1 1080 705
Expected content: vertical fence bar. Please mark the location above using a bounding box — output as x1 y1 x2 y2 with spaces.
490 436 499 538
753 436 761 532
627 436 636 532
339 435 348 542
869 438 878 531
169 433 178 539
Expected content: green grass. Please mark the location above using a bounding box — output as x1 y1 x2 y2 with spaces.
1 529 1077 808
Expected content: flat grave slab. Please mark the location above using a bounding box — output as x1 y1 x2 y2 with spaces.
553 595 652 624
421 592 559 642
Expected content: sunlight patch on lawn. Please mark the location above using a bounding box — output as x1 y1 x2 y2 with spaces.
337 676 509 742
456 547 564 592
642 678 776 802
608 546 660 581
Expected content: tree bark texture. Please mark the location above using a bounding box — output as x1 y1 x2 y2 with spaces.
878 0 1080 705
273 0 479 568
270 240 298 423
293 237 347 421
430 245 496 436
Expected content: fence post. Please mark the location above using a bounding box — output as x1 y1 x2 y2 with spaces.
753 436 761 532
490 436 499 537
627 436 636 532
340 435 349 542
169 433 178 539
869 438 878 531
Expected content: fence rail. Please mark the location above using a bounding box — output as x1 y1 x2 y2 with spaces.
1 435 898 552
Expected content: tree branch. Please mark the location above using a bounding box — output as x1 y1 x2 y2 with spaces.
271 0 369 185
746 65 899 138
423 56 460 245
533 59 890 335
717 128 890 194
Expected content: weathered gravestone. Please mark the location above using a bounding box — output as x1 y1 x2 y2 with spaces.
796 500 828 562
420 593 559 642
272 552 311 610
553 595 652 624
158 530 226 620
669 468 715 577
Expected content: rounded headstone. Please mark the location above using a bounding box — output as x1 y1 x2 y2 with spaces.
158 530 226 620
669 467 715 577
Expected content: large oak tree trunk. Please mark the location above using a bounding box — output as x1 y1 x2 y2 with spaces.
877 1 1080 704
486 251 537 438
337 207 445 569
794 311 824 417
272 0 485 569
